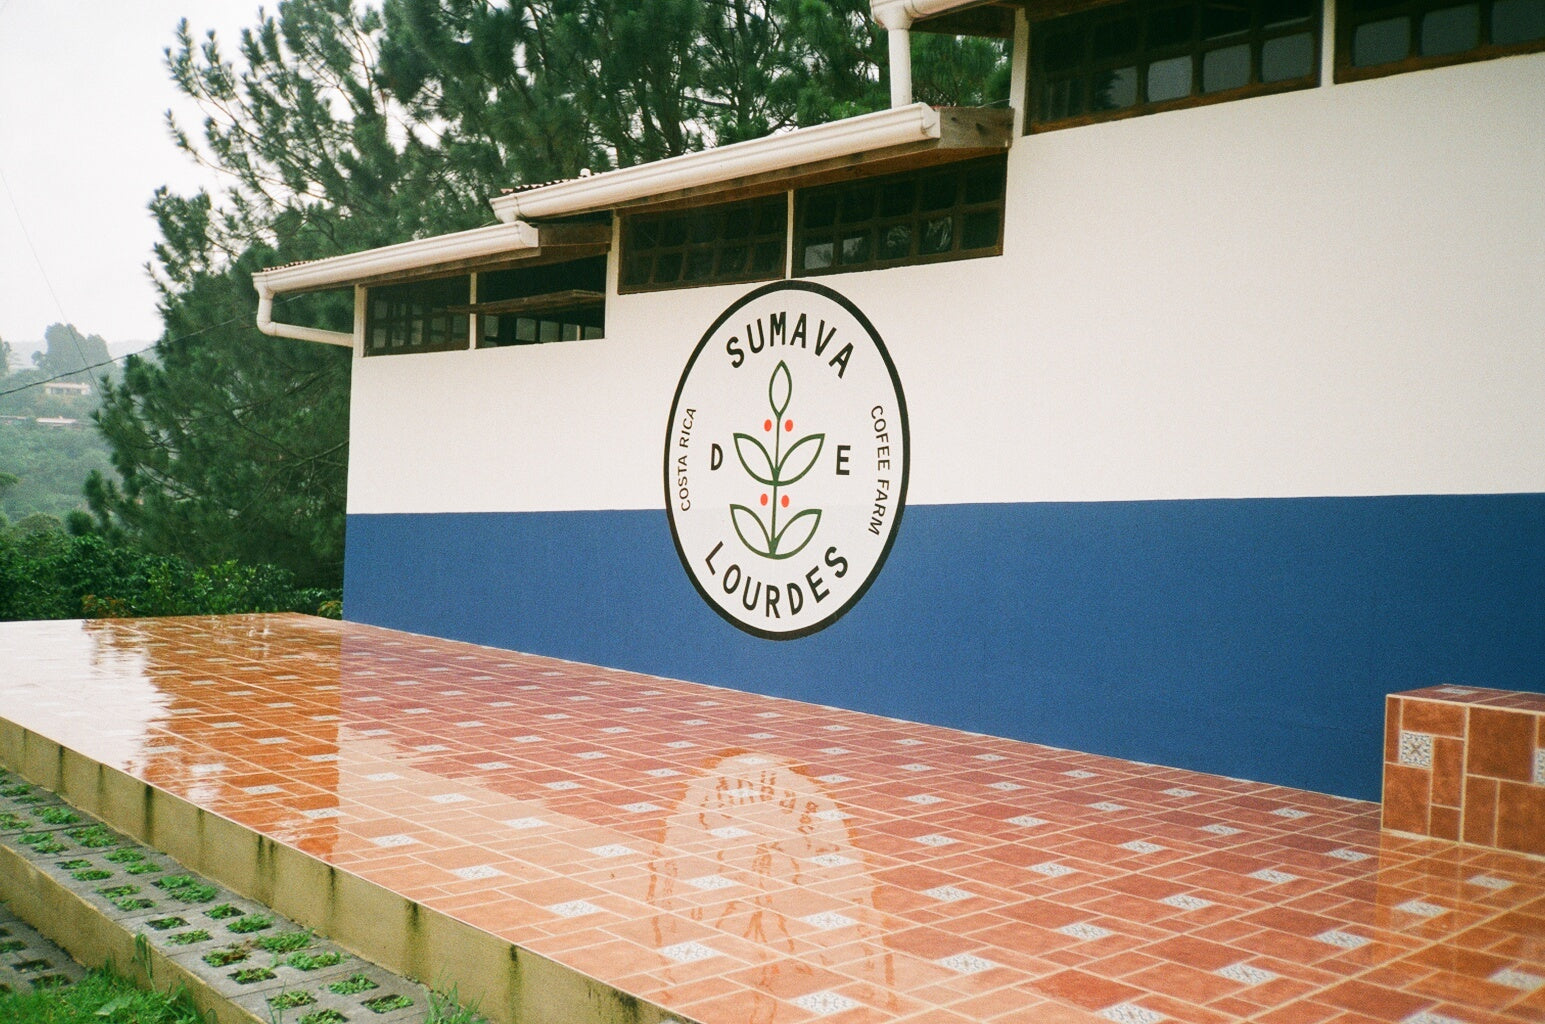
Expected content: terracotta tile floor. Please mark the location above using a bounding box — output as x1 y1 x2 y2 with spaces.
0 614 1541 1024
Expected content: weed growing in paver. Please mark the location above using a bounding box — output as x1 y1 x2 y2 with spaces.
268 990 317 1009
1 784 32 798
206 904 242 920
231 967 276 984
56 859 91 870
285 950 345 971
0 812 28 829
0 939 24 952
427 985 485 1024
112 897 155 912
104 849 145 863
71 869 112 881
227 914 273 934
167 929 211 946
124 862 162 875
155 876 218 902
255 931 312 953
17 833 68 854
299 1010 348 1024
328 974 378 995
66 825 116 848
145 917 188 930
35 807 78 825
202 946 249 968
363 993 414 1013
98 885 140 899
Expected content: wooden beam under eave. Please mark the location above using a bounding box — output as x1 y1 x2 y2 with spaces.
349 241 611 290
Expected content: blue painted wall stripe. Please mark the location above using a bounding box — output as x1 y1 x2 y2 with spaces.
343 494 1545 801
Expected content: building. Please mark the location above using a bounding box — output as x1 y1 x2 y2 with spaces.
41 381 92 398
253 0 1544 802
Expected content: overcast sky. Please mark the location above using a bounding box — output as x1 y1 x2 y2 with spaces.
0 0 262 347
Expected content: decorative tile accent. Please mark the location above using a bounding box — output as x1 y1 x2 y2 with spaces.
822 725 851 732
1216 962 1278 985
899 763 933 772
429 793 470 804
800 911 858 930
1200 823 1241 836
815 774 851 784
896 738 925 746
974 753 1006 762
810 854 855 868
241 785 283 796
1064 770 1096 779
904 794 944 805
600 726 630 734
502 817 548 830
621 802 663 813
1119 840 1164 854
474 761 509 770
300 808 341 820
914 834 957 847
1398 731 1434 768
1159 894 1213 911
664 741 695 749
1466 874 1512 890
363 772 401 782
1328 847 1371 861
1099 1003 1165 1024
1535 748 1545 785
449 864 501 881
790 991 861 1015
819 746 851 755
587 845 635 858
812 810 847 822
1490 967 1544 992
1402 1013 1467 1024
1314 929 1370 949
747 732 776 739
413 744 450 753
1029 861 1076 877
709 826 752 839
1058 922 1114 941
936 953 997 975
1007 815 1048 828
575 750 608 760
1270 807 1309 819
1248 868 1299 884
987 781 1024 791
684 875 736 891
1090 801 1127 812
922 885 974 902
512 735 543 743
660 941 719 964
370 834 416 847
644 768 681 777
1434 686 1478 695
1394 899 1446 918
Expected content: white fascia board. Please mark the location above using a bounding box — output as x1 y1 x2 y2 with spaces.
871 0 990 28
490 104 943 223
253 220 541 295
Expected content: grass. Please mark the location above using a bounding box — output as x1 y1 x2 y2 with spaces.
0 967 205 1024
285 950 344 971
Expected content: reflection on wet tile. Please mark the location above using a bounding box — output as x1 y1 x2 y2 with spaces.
1 615 1543 1024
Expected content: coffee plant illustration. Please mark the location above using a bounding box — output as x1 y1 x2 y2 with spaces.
731 361 825 559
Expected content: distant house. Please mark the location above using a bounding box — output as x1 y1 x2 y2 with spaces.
42 381 91 398
253 0 1544 801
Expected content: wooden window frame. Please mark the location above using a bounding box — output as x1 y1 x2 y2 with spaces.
1025 0 1323 133
792 155 1007 278
1335 0 1545 81
619 195 788 294
364 276 471 357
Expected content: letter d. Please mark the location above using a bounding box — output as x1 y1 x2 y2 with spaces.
710 443 723 471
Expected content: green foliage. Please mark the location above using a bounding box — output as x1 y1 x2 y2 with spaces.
0 524 341 622
0 967 205 1024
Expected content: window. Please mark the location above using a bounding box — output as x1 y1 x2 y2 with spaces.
1027 0 1321 132
793 157 1007 277
365 276 470 356
621 195 787 292
477 258 606 347
1337 0 1543 79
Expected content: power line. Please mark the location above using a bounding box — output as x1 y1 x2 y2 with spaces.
0 166 94 378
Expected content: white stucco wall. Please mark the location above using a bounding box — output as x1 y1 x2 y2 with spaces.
347 51 1545 516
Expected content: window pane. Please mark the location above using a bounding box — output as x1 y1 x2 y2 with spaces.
719 244 749 276
1203 43 1252 90
660 219 688 246
1148 54 1194 99
1043 26 1085 70
962 211 1000 250
752 241 784 274
723 206 752 239
655 252 683 282
1262 0 1314 26
804 241 834 270
1091 15 1140 59
539 320 560 343
1041 77 1085 119
1261 31 1315 79
881 225 912 260
921 217 953 255
1420 3 1479 51
1147 5 1195 48
1492 0 1545 43
805 194 837 228
1202 1 1252 38
755 199 785 235
839 232 871 265
879 181 915 217
918 174 957 212
1095 67 1139 108
840 186 875 223
1353 17 1411 63
684 249 715 282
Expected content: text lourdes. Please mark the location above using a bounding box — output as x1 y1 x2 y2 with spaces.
725 310 853 378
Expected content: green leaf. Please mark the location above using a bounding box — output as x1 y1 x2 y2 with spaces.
733 433 776 486
769 361 792 419
775 433 825 486
770 508 821 560
730 504 772 557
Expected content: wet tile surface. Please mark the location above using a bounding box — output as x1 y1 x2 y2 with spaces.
1 615 1542 1023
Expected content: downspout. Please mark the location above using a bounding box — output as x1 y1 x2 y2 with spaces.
876 7 914 108
255 284 354 348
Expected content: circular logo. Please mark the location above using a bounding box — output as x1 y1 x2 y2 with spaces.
664 281 909 639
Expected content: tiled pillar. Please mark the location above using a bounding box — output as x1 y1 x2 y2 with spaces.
1383 686 1544 857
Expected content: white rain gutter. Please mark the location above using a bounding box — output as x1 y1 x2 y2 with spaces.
871 0 994 107
491 103 943 223
252 220 542 347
